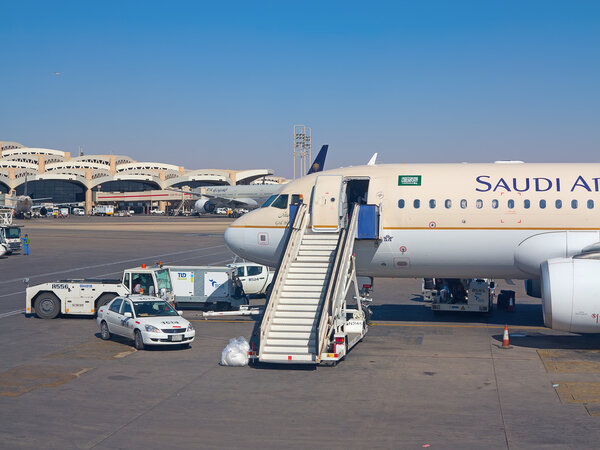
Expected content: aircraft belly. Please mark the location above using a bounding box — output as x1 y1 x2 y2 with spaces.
355 230 535 279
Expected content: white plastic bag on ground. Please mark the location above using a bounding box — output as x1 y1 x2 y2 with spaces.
220 336 250 367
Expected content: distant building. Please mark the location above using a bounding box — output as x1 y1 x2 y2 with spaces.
0 141 277 214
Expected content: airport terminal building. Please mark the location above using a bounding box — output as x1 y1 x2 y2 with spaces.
0 141 282 214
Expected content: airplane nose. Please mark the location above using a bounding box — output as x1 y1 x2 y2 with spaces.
224 221 244 254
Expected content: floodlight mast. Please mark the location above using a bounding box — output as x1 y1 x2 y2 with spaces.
293 125 311 179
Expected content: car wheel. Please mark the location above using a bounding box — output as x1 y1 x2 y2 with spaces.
265 283 273 300
100 321 111 340
35 293 60 319
134 330 145 350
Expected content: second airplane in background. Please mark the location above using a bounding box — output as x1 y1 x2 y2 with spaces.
193 145 328 214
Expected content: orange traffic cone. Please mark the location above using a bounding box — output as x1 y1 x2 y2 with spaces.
502 325 511 349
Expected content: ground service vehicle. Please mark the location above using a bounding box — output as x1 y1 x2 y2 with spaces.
26 264 174 319
423 278 495 313
97 295 195 350
168 266 248 309
93 205 114 216
0 224 22 254
228 261 274 296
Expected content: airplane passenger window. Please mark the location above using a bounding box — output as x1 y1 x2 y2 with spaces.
445 199 452 209
429 199 436 209
271 194 289 209
508 200 514 209
492 199 499 209
539 199 546 209
262 195 278 208
588 200 594 209
476 199 483 209
571 200 578 209
555 199 562 209
413 199 420 209
460 199 467 209
524 200 530 209
398 199 405 209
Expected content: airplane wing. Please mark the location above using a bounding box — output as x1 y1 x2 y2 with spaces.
307 145 328 175
31 202 80 210
367 153 378 165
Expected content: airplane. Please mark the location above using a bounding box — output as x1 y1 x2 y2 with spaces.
224 161 600 335
193 144 328 214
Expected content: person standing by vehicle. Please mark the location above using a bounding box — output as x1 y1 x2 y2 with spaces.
22 233 29 255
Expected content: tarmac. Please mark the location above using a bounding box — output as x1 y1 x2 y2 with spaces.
2 215 600 449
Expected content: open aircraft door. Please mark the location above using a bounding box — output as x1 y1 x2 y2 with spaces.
311 175 343 232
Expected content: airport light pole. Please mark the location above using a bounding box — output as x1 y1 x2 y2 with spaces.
293 125 311 179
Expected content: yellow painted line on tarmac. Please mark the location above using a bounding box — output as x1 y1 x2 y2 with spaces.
370 322 547 330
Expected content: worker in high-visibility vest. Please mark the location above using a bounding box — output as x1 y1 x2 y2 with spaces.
22 233 30 256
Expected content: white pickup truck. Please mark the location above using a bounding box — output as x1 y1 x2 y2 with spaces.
228 262 274 296
26 264 174 319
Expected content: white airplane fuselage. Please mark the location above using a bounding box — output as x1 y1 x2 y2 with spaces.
225 163 600 278
224 163 600 333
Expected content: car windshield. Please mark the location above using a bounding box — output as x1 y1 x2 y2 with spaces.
133 300 179 317
5 227 21 239
155 269 172 291
261 195 278 208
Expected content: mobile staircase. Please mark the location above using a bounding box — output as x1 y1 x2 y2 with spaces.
257 203 368 364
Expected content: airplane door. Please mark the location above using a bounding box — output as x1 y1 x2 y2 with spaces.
311 175 343 232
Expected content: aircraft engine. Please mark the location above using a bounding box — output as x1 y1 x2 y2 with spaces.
541 257 600 333
194 198 216 213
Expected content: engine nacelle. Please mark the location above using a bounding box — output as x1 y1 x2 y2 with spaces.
525 279 541 298
194 198 216 213
541 258 600 333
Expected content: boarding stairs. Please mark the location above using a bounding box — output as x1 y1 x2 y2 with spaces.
258 203 364 364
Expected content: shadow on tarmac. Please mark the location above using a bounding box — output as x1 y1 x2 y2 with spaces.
491 332 600 350
370 301 545 327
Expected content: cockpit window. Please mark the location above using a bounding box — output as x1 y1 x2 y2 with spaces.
291 194 303 205
271 194 289 209
261 195 278 208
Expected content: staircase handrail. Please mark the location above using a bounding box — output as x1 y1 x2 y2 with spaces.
259 203 309 352
316 206 360 358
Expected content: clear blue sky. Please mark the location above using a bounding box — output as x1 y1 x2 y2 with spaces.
1 1 599 177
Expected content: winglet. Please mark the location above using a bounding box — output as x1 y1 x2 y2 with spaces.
307 145 328 175
367 153 378 166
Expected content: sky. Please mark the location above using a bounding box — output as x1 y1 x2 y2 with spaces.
1 1 599 178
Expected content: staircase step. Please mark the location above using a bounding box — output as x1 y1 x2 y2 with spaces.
270 324 315 332
280 291 322 298
267 331 316 339
263 345 316 354
289 267 329 273
275 311 319 318
282 285 323 292
265 338 313 347
302 234 339 240
279 297 321 305
277 304 320 312
260 353 316 363
273 317 316 325
298 250 335 257
296 256 332 262
299 245 337 251
285 274 326 281
290 262 330 268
